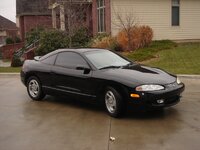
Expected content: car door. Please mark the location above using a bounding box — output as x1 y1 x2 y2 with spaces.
51 51 95 98
37 54 57 88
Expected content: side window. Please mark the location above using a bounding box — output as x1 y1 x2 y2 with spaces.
55 52 88 69
40 54 57 65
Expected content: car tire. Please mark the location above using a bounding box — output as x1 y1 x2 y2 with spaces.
104 87 125 118
27 76 45 100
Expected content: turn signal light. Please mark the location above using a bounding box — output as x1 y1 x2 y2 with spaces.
130 94 140 98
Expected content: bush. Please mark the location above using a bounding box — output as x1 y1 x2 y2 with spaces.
15 36 21 43
26 27 45 45
6 37 14 44
139 26 153 47
117 25 153 51
92 36 122 51
71 27 91 47
35 30 69 56
11 56 23 67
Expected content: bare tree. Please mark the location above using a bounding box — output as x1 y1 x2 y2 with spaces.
49 0 92 47
113 12 139 51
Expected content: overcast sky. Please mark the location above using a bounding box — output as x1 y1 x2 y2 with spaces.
0 0 16 22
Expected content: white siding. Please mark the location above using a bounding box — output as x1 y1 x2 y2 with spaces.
111 0 200 40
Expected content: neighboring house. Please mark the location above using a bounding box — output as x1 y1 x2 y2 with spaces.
92 0 200 41
0 15 19 45
16 0 53 41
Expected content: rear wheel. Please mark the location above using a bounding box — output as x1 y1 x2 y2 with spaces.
105 87 125 118
27 76 45 100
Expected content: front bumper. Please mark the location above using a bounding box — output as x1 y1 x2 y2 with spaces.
128 83 185 110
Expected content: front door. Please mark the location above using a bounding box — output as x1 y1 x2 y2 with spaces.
51 51 95 98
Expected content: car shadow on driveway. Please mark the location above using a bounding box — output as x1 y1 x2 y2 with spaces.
41 95 180 120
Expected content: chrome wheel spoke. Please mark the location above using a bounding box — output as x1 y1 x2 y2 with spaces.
105 91 117 113
29 79 39 98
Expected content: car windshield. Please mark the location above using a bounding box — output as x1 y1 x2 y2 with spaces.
84 50 131 69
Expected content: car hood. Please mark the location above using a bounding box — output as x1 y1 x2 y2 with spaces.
98 64 176 87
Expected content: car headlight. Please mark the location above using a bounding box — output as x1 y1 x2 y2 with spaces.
176 77 181 84
136 85 164 91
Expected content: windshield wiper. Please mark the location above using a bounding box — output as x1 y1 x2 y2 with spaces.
122 62 135 68
99 65 121 70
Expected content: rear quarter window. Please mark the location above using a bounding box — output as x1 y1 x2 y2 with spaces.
40 54 57 65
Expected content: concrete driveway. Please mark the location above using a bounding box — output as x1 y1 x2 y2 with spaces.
0 75 200 150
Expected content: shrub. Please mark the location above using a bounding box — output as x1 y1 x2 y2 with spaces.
117 25 153 51
71 27 91 47
35 30 69 56
11 56 23 67
6 37 14 44
91 35 122 51
89 33 109 46
139 26 153 47
26 27 45 45
15 36 21 43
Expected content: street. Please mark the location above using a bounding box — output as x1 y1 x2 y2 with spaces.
0 75 200 150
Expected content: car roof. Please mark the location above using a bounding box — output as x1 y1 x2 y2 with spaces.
54 48 108 54
39 48 109 60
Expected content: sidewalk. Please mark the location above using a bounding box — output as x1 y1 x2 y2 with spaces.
0 60 10 67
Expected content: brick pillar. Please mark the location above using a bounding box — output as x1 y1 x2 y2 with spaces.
92 0 98 35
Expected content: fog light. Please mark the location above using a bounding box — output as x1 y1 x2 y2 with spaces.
157 99 164 104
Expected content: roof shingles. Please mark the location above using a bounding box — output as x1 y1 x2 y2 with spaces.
0 15 18 30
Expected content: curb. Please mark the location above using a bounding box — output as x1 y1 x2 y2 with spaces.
0 73 20 76
177 74 200 79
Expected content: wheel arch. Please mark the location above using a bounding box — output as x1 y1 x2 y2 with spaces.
97 80 129 103
25 72 41 86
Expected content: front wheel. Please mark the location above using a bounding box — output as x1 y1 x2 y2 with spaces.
27 76 45 100
105 87 125 118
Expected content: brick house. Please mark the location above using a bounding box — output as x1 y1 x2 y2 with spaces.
16 0 53 41
93 0 200 40
0 15 19 45
16 0 93 41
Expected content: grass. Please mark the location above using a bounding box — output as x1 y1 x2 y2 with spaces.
124 40 177 62
145 42 200 74
123 41 200 74
0 67 21 73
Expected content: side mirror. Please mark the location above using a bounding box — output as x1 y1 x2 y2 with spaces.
76 65 91 74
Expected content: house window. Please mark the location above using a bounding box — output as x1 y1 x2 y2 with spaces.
97 0 105 32
172 0 180 26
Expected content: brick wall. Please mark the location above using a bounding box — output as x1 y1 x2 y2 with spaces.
19 15 54 40
0 42 24 59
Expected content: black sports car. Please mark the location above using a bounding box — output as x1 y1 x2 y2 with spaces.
21 48 185 117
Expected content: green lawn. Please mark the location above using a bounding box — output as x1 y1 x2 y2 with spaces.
125 40 177 62
0 67 21 73
144 42 200 74
125 41 200 74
